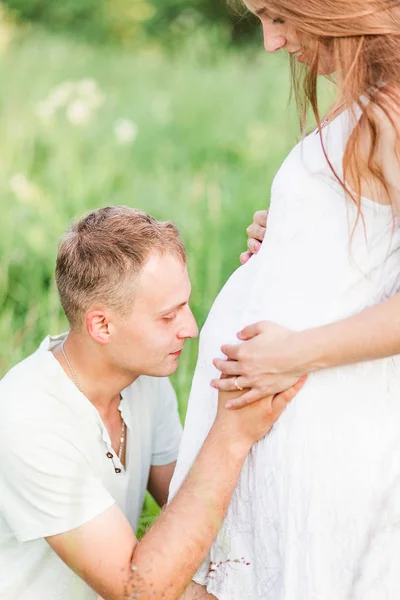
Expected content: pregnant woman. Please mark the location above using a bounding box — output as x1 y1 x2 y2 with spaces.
171 1 400 599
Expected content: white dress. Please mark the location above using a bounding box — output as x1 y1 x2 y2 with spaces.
169 108 400 600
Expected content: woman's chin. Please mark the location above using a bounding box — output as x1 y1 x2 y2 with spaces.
296 54 335 76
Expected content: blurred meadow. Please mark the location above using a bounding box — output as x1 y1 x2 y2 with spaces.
0 0 303 530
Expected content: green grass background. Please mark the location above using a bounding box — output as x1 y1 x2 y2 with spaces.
0 25 305 530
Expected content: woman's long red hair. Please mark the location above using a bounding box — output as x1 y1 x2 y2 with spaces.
232 0 400 215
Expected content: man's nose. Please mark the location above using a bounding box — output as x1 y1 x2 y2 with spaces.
178 308 199 340
262 24 287 53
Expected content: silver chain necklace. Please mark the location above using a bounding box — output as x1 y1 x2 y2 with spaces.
61 340 82 392
61 339 126 466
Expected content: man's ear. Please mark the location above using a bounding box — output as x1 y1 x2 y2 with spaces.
86 310 111 344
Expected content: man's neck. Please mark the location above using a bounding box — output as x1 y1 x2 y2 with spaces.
53 332 138 417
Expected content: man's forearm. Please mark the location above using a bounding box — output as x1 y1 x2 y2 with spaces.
180 581 217 599
296 293 400 373
126 424 249 600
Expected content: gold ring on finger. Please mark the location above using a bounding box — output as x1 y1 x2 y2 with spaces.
234 377 244 391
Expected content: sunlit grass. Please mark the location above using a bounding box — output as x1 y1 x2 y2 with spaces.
1 26 303 530
1 27 299 388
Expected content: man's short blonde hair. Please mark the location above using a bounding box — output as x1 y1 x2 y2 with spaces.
55 206 186 330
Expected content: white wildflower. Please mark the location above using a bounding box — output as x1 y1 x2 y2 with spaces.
114 119 138 145
76 79 104 109
35 81 74 122
9 173 39 203
48 80 75 109
36 78 105 125
76 78 98 97
66 99 93 126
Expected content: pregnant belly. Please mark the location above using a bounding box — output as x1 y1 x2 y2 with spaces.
257 357 400 469
202 253 371 362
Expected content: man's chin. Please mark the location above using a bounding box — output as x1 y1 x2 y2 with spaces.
161 363 180 377
145 358 180 378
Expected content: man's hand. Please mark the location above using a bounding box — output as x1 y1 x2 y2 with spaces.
240 209 268 265
215 374 306 440
211 321 307 409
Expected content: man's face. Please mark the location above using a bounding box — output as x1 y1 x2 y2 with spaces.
108 252 198 378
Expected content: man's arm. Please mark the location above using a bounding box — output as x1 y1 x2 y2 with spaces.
180 581 217 599
46 382 304 600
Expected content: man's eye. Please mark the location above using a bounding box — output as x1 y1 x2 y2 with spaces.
163 314 176 322
272 17 285 24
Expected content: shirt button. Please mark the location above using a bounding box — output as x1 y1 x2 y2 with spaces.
115 468 122 474
106 452 113 459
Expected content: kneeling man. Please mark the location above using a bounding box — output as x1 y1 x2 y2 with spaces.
0 206 301 600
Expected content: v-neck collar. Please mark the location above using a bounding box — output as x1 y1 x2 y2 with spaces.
39 334 138 459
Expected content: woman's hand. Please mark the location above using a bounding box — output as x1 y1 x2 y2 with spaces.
211 321 307 409
240 209 268 265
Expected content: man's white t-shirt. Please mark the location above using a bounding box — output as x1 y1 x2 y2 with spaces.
0 333 183 600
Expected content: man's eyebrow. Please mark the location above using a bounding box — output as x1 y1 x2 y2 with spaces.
158 300 187 316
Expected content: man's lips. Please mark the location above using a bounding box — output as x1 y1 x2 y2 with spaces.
171 349 183 357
